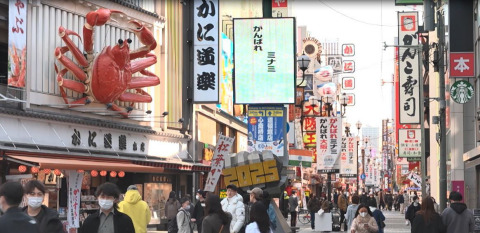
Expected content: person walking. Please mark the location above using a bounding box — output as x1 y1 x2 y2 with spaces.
22 180 64 233
411 196 446 233
118 185 151 233
345 195 359 233
221 185 245 233
177 198 192 233
337 190 348 231
333 189 339 206
202 195 231 233
366 193 377 209
191 190 206 233
378 191 385 210
166 191 181 233
0 181 39 233
397 191 405 214
79 182 135 233
375 192 381 209
402 190 410 215
288 190 299 227
368 202 385 233
307 195 321 230
441 191 474 233
245 202 272 233
349 204 378 233
405 196 421 226
359 192 368 206
385 191 393 211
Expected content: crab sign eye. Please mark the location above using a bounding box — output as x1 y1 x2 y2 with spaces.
127 38 132 44
118 39 124 45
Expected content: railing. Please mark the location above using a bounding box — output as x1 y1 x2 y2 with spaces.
109 0 159 18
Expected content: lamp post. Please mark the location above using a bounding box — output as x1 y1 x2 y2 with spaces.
322 96 334 116
345 122 351 137
356 121 362 192
340 93 348 117
297 53 311 87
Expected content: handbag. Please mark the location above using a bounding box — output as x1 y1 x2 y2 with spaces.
381 221 386 228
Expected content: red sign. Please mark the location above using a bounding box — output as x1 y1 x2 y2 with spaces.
345 93 355 106
342 44 355 56
450 52 474 77
272 0 287 8
400 15 416 31
343 60 355 73
451 181 465 203
342 77 355 90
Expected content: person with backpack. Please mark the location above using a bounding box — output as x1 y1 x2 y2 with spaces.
177 198 192 233
166 191 181 233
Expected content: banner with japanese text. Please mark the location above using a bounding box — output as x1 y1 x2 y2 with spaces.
316 117 342 172
8 0 27 88
340 137 357 178
67 170 83 228
247 105 285 157
193 0 219 103
204 134 235 192
398 129 421 157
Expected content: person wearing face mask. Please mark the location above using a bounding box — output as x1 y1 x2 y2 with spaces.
79 182 135 233
0 181 39 233
191 190 207 233
177 197 192 233
22 180 64 233
350 204 378 233
405 196 421 226
368 201 385 233
118 185 151 233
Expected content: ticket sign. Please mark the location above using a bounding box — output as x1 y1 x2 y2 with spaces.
223 159 280 188
398 129 421 157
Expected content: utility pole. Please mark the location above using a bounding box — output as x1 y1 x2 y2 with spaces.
437 0 447 212
263 0 272 18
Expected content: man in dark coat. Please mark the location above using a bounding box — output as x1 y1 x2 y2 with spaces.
360 192 368 205
307 195 321 230
0 181 39 233
405 196 421 225
192 190 206 233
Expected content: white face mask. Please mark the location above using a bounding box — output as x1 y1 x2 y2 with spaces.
360 212 367 218
184 205 191 210
196 195 200 200
27 196 43 209
98 199 114 210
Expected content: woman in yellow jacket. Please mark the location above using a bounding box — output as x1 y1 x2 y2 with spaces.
119 185 152 233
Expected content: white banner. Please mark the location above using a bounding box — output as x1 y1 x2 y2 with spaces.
316 117 342 172
8 0 27 88
67 170 83 228
407 172 422 187
204 134 235 192
193 0 219 103
340 137 357 177
365 162 375 186
398 12 420 124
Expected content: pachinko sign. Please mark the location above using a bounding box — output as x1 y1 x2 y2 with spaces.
8 0 27 88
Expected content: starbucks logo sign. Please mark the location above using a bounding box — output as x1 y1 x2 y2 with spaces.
450 80 474 104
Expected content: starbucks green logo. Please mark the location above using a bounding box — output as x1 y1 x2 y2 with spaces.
450 80 474 104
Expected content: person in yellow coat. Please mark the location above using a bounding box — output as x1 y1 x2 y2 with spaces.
119 185 152 233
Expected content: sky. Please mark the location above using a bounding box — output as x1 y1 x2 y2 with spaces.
292 0 416 133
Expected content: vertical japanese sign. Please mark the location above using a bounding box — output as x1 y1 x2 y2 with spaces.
8 0 27 88
247 105 285 157
340 137 357 178
67 170 83 228
272 0 288 17
193 0 219 103
316 117 342 172
398 129 421 157
204 134 235 192
398 12 420 124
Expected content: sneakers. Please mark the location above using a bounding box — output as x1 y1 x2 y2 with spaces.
405 220 410 226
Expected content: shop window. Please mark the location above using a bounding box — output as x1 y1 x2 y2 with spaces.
144 182 172 224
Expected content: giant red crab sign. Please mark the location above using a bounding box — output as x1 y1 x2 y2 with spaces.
54 8 159 117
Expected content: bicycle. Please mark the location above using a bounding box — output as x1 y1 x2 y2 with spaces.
297 208 311 224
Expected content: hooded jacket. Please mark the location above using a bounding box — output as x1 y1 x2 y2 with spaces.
118 190 152 233
22 205 64 233
441 202 474 233
221 193 245 233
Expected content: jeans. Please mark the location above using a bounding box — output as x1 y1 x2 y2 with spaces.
310 211 315 229
290 211 297 227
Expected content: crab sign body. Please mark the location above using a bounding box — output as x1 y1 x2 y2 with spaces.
54 8 159 117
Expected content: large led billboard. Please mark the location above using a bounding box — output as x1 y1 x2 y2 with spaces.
234 18 296 104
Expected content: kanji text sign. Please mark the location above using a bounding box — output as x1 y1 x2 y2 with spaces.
204 134 235 192
398 129 421 158
450 52 475 77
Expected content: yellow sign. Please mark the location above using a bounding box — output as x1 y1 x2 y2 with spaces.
265 110 283 117
248 110 266 117
223 159 280 187
219 189 227 199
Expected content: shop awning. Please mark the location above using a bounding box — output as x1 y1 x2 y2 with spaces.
6 154 164 173
133 160 211 172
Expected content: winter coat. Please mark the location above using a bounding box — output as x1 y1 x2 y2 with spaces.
406 203 421 223
369 207 385 233
192 200 206 230
118 190 151 233
22 205 64 233
0 207 39 233
345 204 359 232
337 194 348 212
412 212 446 233
288 195 298 212
221 194 245 233
176 208 191 233
441 202 474 233
350 214 378 233
79 209 135 233
403 193 410 206
307 197 321 213
165 198 181 220
202 213 232 233
366 197 377 208
385 194 393 204
397 194 404 204
359 195 368 205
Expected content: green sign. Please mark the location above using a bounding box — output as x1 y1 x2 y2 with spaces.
395 0 423 5
407 157 421 162
450 80 474 104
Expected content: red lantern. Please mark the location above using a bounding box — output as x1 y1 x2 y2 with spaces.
31 167 39 174
77 170 84 173
18 165 27 173
100 170 107 177
43 168 51 174
54 169 62 176
90 170 98 177
118 171 125 178
110 171 117 177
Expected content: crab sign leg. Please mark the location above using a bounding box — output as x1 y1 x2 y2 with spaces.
55 46 87 81
58 26 88 67
109 103 129 118
130 53 157 74
118 90 152 103
129 21 157 60
128 70 160 89
83 9 123 54
54 64 90 106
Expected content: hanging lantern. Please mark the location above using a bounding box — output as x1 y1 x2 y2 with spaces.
43 168 51 174
100 170 107 177
77 170 84 173
110 171 117 177
31 167 39 174
18 165 27 173
118 171 125 178
90 170 98 177
53 169 62 176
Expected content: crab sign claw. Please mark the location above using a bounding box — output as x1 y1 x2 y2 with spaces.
83 8 123 54
129 20 157 60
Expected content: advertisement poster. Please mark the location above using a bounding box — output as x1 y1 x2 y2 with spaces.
398 129 421 157
204 134 235 192
316 117 342 172
247 105 285 157
67 170 83 228
8 0 27 88
340 137 357 178
216 33 234 114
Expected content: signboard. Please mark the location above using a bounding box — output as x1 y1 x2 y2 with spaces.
288 149 313 167
327 57 342 73
451 180 465 202
223 152 280 188
234 18 296 104
316 117 342 172
342 77 355 90
450 53 475 77
340 137 358 178
345 93 355 106
247 105 286 157
8 0 27 88
342 44 355 56
398 12 420 124
407 157 421 162
407 172 422 187
217 33 234 114
395 0 423 5
398 129 421 157
342 60 355 73
193 0 219 103
204 134 235 192
272 0 288 17
67 170 83 228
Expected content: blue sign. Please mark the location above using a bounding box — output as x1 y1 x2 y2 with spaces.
360 173 366 180
247 105 285 157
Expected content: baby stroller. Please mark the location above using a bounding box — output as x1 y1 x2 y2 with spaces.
331 206 341 231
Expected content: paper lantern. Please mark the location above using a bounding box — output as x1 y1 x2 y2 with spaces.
18 165 27 173
53 169 62 176
90 170 98 177
100 170 107 177
77 170 84 173
31 167 39 174
118 171 125 178
43 169 51 174
110 171 117 177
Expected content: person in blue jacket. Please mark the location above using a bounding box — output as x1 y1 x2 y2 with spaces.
368 201 386 233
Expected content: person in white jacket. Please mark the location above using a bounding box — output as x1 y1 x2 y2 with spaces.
221 185 245 233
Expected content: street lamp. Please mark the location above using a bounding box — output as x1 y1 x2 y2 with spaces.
340 93 348 117
297 53 311 87
322 96 334 116
345 122 351 137
355 121 362 193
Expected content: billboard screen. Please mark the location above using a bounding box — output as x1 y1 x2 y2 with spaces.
234 18 296 104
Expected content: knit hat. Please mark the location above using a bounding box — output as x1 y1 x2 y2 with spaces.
127 185 138 191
